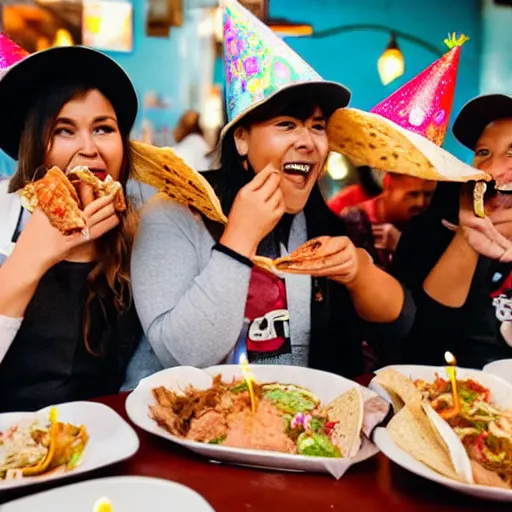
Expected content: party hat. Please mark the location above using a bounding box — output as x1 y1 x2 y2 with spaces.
370 33 468 146
0 34 28 78
327 34 490 185
221 0 350 138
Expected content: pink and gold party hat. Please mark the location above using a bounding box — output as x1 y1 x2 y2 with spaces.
327 34 489 184
370 33 468 146
0 34 28 77
221 0 350 137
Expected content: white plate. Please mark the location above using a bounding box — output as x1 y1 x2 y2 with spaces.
371 364 512 501
370 364 512 409
0 401 139 490
125 365 384 479
374 427 512 502
483 359 512 386
0 476 215 511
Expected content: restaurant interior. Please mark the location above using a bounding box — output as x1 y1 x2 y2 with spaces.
1 0 512 511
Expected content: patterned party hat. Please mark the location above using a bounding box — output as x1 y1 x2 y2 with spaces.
370 33 468 146
0 34 28 78
221 0 350 137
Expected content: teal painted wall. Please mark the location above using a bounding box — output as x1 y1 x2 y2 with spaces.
0 0 491 176
267 0 482 161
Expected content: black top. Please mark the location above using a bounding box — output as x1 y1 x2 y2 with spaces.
0 260 141 412
203 170 416 378
391 183 512 369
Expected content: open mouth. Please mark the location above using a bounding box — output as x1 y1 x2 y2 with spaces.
282 163 313 179
89 168 108 182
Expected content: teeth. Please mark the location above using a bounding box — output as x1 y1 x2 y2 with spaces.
283 163 312 173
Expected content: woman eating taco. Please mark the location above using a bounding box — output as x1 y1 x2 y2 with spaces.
0 37 144 411
131 0 415 377
392 93 512 368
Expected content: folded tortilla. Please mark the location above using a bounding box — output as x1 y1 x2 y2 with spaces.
386 398 463 482
130 140 227 225
327 108 490 183
373 368 422 411
326 387 364 458
273 237 341 272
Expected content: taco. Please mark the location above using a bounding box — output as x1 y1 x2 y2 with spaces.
376 368 512 488
373 367 422 412
386 397 464 482
252 237 347 275
325 387 365 458
272 237 341 273
18 166 127 235
0 407 88 480
130 140 227 225
66 166 127 212
19 167 86 235
327 108 492 217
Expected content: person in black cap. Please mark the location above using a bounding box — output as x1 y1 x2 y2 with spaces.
0 42 144 411
390 93 512 368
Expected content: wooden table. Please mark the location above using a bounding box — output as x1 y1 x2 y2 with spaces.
1 387 511 511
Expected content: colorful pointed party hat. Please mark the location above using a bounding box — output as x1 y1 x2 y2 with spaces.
220 0 350 138
327 34 490 185
370 33 468 146
0 34 28 78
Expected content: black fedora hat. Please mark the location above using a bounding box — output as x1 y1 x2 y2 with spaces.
0 45 138 160
452 94 512 151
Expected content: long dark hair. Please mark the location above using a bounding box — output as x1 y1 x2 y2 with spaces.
216 87 336 214
9 81 139 358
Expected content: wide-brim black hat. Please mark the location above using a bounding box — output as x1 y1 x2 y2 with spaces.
0 45 138 159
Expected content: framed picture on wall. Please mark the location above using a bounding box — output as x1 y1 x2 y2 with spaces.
82 0 133 52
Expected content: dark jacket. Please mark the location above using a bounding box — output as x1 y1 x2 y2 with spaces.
204 170 416 378
391 183 512 369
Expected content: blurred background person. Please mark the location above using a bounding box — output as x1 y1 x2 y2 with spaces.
327 165 382 214
172 109 211 171
342 173 436 270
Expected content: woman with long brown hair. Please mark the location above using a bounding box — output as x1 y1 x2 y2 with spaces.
0 39 142 411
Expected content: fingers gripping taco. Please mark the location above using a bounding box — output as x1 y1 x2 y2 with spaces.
18 166 127 235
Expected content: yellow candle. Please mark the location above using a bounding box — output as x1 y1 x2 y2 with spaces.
49 406 57 424
441 351 461 419
239 354 256 413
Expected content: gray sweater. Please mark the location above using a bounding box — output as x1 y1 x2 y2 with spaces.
131 195 313 369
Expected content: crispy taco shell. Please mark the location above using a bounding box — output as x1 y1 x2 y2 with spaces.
373 368 422 411
327 108 492 218
386 398 463 481
130 140 227 225
30 167 86 235
327 108 490 183
326 387 364 458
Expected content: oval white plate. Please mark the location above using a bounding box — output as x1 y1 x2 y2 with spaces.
125 365 384 478
0 401 139 490
0 476 215 512
374 427 512 502
371 364 512 501
483 359 512 386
